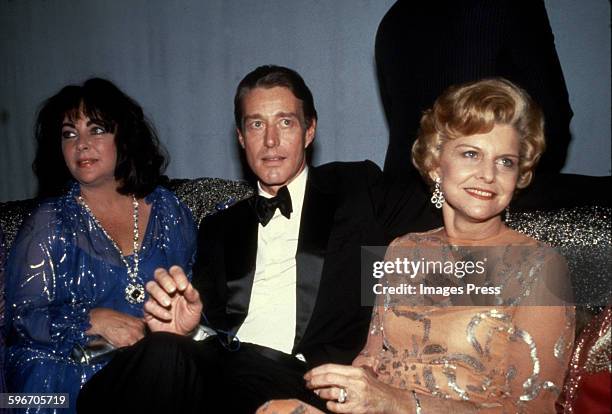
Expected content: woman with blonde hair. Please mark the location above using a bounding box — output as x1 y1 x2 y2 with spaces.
259 78 574 413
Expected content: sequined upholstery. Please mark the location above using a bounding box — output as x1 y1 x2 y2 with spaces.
0 198 39 256
508 207 612 315
167 177 254 226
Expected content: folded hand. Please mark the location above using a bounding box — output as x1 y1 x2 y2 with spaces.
143 265 203 335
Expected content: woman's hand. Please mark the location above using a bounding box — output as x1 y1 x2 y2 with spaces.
304 364 412 414
86 307 146 347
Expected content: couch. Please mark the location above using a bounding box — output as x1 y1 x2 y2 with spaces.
1 177 610 409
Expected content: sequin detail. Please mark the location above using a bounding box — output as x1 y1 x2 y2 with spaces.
560 307 611 413
369 225 586 412
4 183 198 414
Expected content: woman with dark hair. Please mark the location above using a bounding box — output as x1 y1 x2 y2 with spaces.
5 78 197 413
33 78 168 198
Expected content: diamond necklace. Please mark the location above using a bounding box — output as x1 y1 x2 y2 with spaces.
78 194 145 304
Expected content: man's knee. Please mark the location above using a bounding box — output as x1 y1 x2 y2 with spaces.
138 331 193 353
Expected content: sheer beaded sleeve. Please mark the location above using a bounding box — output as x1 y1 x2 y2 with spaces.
6 201 92 357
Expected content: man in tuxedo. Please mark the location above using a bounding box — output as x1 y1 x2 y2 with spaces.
78 65 437 413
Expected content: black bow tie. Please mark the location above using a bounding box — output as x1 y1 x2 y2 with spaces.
253 186 293 226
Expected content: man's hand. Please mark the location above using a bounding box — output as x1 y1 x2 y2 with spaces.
143 265 203 335
87 308 146 347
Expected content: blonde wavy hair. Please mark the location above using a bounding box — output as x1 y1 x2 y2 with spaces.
411 78 545 189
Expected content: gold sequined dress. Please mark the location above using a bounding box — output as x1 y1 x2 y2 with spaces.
355 229 575 413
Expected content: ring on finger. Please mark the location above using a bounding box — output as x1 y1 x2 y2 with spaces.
338 387 348 404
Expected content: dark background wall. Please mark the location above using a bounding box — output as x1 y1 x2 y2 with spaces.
0 0 609 201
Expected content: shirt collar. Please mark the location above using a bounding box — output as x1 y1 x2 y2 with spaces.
257 166 309 203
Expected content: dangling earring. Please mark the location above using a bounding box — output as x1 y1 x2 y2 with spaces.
504 206 511 223
431 177 445 209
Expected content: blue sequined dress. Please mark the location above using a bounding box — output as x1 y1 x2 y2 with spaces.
5 183 197 413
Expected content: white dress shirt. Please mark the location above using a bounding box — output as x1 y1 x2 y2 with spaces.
235 167 308 354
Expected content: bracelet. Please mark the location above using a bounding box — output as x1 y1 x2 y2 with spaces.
412 390 422 414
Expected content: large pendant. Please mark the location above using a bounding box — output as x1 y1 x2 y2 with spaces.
125 283 145 304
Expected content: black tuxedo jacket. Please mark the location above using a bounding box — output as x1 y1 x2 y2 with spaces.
193 161 439 367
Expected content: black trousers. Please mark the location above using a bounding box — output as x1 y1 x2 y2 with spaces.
76 332 328 413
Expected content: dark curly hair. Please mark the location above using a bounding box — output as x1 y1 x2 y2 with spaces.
33 78 168 198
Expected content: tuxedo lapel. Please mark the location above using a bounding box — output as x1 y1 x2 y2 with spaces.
223 199 259 332
294 168 337 348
